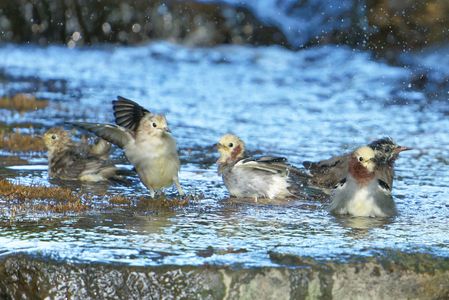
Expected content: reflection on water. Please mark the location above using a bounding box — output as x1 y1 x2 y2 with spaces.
334 216 392 240
0 43 448 266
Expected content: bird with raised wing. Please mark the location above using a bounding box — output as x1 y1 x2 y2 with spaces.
216 134 312 201
43 127 117 182
303 137 411 191
73 96 184 197
328 146 397 217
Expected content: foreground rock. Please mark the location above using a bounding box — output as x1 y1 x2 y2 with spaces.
0 252 448 299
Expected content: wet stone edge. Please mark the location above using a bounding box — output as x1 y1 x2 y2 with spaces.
0 252 448 299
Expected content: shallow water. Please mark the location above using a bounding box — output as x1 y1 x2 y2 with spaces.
0 43 448 267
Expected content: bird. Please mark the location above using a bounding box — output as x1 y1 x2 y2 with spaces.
43 127 118 182
216 134 313 201
328 146 397 217
72 96 184 197
303 137 411 191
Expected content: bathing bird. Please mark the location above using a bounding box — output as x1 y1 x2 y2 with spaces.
72 96 184 197
217 134 312 201
303 137 411 190
328 146 397 217
43 127 117 181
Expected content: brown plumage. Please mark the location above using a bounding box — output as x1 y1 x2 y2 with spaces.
43 127 117 182
329 146 397 217
303 137 411 190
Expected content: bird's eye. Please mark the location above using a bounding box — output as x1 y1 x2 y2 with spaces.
51 135 57 140
228 143 233 148
152 122 157 128
358 157 363 162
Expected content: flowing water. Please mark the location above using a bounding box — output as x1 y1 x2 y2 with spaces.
0 43 448 267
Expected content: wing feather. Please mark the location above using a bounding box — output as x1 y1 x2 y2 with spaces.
112 96 151 132
235 156 289 174
71 122 133 149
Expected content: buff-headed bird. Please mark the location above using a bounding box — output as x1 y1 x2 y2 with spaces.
329 146 397 217
43 127 117 181
72 96 184 197
216 134 313 201
303 137 411 191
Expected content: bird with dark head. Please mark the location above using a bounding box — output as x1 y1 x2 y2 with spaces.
368 137 411 166
303 137 411 191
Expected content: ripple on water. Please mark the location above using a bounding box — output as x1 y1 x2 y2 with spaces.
0 43 448 266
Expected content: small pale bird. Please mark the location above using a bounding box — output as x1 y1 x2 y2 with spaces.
328 146 396 217
303 137 411 191
216 134 312 201
43 127 118 181
73 96 184 197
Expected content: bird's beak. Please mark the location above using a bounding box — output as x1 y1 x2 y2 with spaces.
164 127 171 133
216 143 225 151
394 146 412 154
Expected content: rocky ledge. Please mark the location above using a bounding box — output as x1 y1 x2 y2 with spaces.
0 251 448 299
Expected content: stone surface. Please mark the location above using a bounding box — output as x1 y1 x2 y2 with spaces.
0 252 448 299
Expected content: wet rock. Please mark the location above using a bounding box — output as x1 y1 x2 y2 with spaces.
0 252 448 299
0 0 288 47
1 0 448 52
367 0 449 54
398 45 449 102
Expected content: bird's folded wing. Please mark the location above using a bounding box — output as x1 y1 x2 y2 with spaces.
303 154 348 174
235 156 289 174
375 167 394 190
72 122 133 149
301 155 351 190
377 179 391 194
52 149 111 178
113 96 151 132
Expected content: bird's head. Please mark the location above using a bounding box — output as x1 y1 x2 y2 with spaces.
368 137 411 165
43 127 71 152
352 146 376 173
216 134 245 164
143 114 171 136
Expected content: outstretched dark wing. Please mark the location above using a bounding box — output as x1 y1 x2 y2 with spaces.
71 122 133 149
112 96 151 132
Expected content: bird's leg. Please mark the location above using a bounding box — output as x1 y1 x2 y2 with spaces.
174 176 185 196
